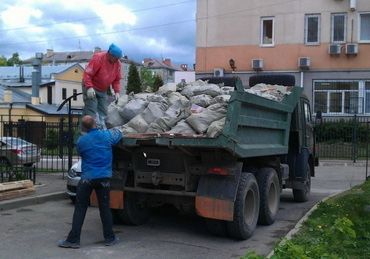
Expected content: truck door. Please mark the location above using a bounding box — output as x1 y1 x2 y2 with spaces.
302 99 314 149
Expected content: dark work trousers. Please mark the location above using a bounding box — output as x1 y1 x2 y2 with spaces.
66 178 115 243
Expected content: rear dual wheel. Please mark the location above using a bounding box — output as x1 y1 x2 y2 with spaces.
256 168 280 225
112 191 150 225
205 173 260 240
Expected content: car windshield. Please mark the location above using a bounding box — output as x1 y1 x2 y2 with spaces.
1 138 30 146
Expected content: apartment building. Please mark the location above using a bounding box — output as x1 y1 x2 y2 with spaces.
196 0 370 117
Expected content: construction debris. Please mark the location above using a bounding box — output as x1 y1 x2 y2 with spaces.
107 80 292 138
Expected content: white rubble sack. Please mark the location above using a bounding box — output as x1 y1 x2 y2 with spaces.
168 119 197 135
206 118 226 138
105 103 126 128
167 92 189 106
147 101 191 133
157 83 177 95
125 114 149 133
181 81 222 98
120 99 148 121
190 94 213 108
186 103 228 134
141 101 168 124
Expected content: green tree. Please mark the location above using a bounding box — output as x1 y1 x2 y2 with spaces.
140 67 155 91
152 74 164 92
7 52 22 66
127 63 142 94
0 55 7 66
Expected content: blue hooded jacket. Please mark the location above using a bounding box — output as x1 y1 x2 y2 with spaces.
76 128 122 180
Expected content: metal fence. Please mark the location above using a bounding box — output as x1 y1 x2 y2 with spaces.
314 115 370 161
0 115 80 183
1 111 369 183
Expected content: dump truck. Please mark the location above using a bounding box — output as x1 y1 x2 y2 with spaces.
93 74 317 240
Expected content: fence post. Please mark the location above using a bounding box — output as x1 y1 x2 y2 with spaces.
366 122 369 180
352 114 358 163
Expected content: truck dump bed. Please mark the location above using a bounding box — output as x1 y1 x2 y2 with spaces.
119 79 303 159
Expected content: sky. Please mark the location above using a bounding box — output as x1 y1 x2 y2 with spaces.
0 0 196 66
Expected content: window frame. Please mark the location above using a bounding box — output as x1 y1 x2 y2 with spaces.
313 80 364 115
305 14 321 45
331 13 347 43
260 16 275 47
359 12 370 43
62 88 67 100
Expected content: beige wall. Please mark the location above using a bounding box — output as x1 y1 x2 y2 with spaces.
54 65 84 107
196 0 370 72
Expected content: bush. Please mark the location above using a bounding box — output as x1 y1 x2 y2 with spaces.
152 74 163 92
127 63 142 94
315 119 369 143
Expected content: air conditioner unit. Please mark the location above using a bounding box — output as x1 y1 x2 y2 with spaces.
345 43 358 55
328 44 341 55
252 59 263 71
298 57 311 70
213 68 224 77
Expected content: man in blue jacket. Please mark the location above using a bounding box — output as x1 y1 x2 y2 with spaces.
58 115 123 248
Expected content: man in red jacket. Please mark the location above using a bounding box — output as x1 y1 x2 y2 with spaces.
82 43 122 128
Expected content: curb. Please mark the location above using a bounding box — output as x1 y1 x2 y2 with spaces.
0 191 67 211
266 192 341 258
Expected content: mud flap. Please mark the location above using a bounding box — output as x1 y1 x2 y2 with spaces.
90 190 124 209
195 163 242 221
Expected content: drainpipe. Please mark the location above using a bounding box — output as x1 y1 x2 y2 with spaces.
31 52 43 105
300 71 304 88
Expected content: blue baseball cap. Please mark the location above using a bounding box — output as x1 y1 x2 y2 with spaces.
108 43 123 58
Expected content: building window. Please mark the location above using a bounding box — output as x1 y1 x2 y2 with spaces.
359 13 370 42
305 14 320 45
62 88 67 100
331 13 346 43
314 81 362 115
73 89 77 100
260 17 274 46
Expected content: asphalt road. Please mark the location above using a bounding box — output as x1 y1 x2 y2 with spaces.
0 165 367 259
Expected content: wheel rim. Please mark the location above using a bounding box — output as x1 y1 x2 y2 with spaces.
268 182 279 213
244 189 257 225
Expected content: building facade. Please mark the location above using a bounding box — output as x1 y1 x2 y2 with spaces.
196 0 370 117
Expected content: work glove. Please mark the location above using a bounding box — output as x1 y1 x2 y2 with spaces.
114 92 120 104
87 88 96 99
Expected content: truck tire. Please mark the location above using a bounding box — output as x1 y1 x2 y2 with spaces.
249 74 296 87
227 173 259 240
256 168 280 225
112 192 150 225
293 163 311 202
205 219 227 237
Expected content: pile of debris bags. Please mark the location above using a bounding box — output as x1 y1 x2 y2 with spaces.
105 80 292 138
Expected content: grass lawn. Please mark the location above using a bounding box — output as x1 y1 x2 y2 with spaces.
243 180 370 259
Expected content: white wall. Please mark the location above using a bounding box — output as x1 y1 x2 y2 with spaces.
174 71 196 83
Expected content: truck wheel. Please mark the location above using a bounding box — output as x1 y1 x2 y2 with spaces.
256 168 280 225
249 74 296 87
227 173 259 240
112 192 150 225
205 219 227 237
293 163 311 202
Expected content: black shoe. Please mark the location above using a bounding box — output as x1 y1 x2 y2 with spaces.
105 236 119 246
58 240 80 249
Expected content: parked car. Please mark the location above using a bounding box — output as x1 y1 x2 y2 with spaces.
0 137 41 168
66 160 81 203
